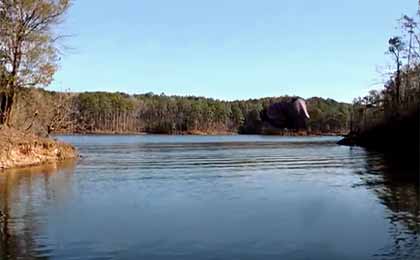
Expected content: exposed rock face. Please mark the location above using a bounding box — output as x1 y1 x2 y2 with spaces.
0 127 77 170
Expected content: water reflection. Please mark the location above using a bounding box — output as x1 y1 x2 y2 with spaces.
357 150 420 259
0 161 76 260
0 135 419 260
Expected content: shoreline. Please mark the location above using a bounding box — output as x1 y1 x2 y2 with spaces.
53 130 347 137
0 127 79 171
337 109 419 170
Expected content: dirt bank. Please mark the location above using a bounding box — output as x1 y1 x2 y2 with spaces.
0 127 78 170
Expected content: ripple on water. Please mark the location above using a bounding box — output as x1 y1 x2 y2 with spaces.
0 135 418 260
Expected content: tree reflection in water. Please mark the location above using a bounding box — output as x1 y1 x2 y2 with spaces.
0 161 76 260
0 146 419 260
357 149 420 260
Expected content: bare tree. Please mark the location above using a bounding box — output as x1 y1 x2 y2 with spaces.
0 0 71 126
388 37 405 105
46 92 75 135
400 15 418 66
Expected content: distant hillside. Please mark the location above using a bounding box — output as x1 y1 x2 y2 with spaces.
10 88 351 136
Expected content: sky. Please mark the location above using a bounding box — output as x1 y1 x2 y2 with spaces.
50 0 418 102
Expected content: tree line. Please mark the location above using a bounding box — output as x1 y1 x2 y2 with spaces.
342 3 420 164
9 88 351 135
350 7 420 135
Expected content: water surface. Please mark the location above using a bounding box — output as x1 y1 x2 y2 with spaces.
0 135 419 259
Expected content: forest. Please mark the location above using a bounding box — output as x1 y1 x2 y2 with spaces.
346 12 420 154
9 88 351 136
335 8 420 165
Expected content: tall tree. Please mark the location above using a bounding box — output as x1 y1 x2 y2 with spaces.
0 0 70 125
400 15 417 66
388 36 405 105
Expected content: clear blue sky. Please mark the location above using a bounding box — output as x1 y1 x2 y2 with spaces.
51 0 417 102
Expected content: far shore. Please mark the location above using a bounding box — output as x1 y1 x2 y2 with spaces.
53 131 347 137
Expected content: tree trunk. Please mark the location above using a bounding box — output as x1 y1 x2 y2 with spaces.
0 92 6 125
0 90 16 126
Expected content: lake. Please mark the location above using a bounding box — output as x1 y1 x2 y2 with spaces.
0 135 419 260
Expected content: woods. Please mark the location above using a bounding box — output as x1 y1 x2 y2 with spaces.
339 4 420 162
350 10 420 135
8 88 351 135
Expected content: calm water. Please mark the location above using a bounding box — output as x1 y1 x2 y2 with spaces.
0 135 419 260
